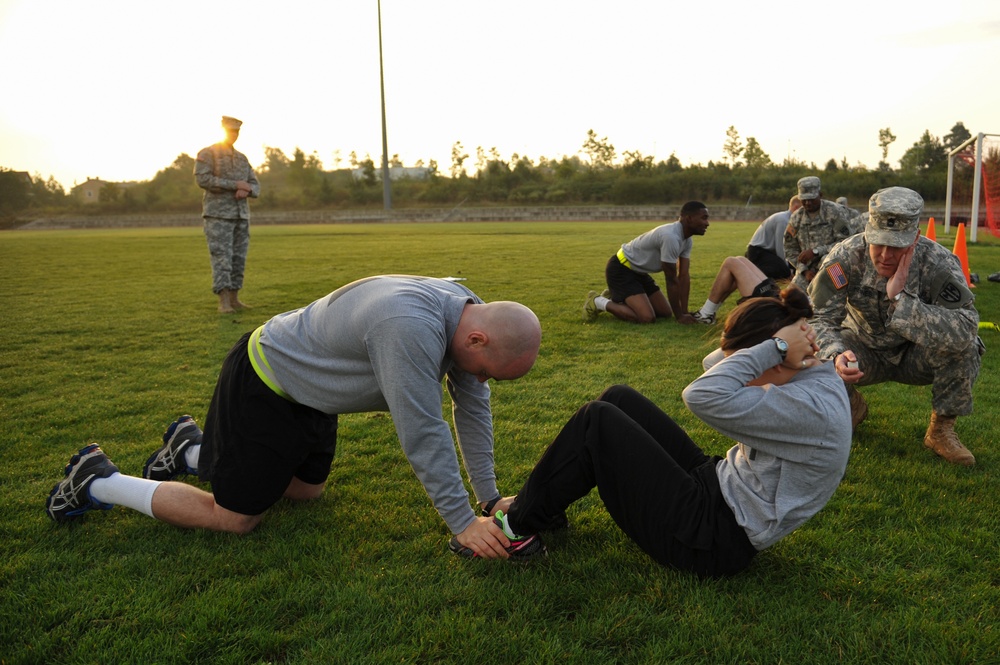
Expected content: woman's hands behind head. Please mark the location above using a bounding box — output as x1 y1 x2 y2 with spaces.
775 318 821 369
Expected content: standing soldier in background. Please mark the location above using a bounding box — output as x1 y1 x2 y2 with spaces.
195 116 260 313
809 187 983 466
784 176 861 291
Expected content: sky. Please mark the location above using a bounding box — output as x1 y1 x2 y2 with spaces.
2 0 999 190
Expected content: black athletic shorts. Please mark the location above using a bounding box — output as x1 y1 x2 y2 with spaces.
605 254 660 302
736 277 780 305
745 245 792 280
199 332 339 516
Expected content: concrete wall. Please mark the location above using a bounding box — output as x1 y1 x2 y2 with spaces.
17 203 953 231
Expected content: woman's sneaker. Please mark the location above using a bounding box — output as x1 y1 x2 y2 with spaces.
449 510 546 562
494 510 547 560
46 444 120 522
143 415 201 480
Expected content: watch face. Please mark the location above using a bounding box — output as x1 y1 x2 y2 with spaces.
774 337 788 356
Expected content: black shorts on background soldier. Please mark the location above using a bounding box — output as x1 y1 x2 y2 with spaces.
809 187 983 466
745 194 802 280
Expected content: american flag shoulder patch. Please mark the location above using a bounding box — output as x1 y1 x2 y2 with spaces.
826 262 848 289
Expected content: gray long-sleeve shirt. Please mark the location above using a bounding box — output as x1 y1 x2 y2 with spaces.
683 342 852 550
258 276 496 535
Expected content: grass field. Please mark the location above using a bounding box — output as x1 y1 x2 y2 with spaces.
2 220 998 664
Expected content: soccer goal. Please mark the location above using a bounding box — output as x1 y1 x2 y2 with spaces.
945 132 1000 243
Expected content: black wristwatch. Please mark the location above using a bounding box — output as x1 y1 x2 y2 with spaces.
772 337 788 361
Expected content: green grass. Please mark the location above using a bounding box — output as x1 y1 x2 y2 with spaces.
2 221 998 664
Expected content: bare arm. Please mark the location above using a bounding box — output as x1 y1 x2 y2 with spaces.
663 258 695 324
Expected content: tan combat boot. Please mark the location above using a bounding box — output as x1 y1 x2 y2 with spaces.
217 289 235 314
923 412 975 466
230 290 251 310
848 386 868 431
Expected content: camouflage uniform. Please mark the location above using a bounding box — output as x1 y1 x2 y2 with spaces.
784 199 862 291
194 130 260 295
809 235 981 416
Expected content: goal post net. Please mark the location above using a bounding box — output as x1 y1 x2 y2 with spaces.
946 132 1000 242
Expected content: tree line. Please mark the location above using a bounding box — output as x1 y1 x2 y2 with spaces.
0 121 985 223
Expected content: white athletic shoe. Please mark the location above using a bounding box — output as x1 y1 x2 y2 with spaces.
692 310 716 325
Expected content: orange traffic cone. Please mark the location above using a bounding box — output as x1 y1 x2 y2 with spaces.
952 223 974 288
925 217 937 242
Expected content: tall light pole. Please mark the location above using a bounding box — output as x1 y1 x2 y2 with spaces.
378 0 392 210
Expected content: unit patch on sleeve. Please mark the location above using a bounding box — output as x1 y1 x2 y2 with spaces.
939 283 961 303
929 270 974 309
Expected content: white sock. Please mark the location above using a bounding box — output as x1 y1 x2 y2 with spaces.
89 473 159 518
185 444 201 472
594 296 610 311
701 300 720 315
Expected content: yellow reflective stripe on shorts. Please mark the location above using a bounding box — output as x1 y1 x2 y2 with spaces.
616 247 632 269
247 326 296 402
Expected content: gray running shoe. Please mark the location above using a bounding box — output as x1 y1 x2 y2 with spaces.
46 443 120 523
143 415 201 480
583 290 599 322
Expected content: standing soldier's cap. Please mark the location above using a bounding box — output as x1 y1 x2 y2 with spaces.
221 116 243 130
865 187 923 247
797 176 821 200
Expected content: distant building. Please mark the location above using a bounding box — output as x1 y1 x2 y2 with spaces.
10 171 32 186
351 166 433 182
71 177 139 204
72 178 108 203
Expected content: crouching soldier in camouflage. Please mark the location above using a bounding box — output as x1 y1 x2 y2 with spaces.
195 116 260 313
784 176 863 292
809 187 983 466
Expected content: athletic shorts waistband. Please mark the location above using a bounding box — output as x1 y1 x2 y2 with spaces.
616 247 632 269
247 326 296 402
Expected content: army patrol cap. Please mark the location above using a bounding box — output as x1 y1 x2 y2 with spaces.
865 187 923 247
221 116 243 130
797 176 821 200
